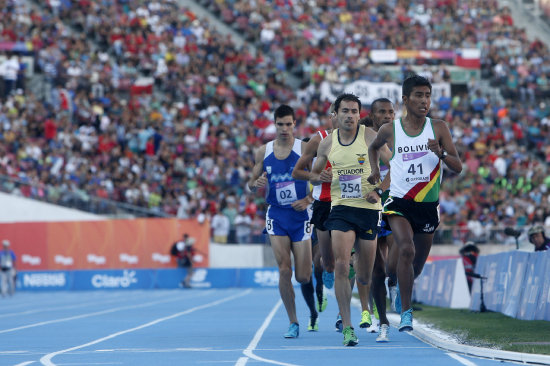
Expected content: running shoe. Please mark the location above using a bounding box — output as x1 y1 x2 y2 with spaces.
399 309 413 332
323 270 334 289
284 322 299 338
366 316 378 333
308 316 319 332
335 314 343 332
317 293 328 312
359 310 372 328
342 326 358 346
376 323 390 342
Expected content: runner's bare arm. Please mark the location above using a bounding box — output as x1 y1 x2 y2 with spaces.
310 135 332 186
247 145 267 192
428 120 462 174
292 134 321 181
368 123 393 185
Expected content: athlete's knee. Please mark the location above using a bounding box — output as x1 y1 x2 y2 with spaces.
279 267 293 282
334 258 349 277
294 261 312 283
399 245 415 263
357 274 371 286
295 273 310 284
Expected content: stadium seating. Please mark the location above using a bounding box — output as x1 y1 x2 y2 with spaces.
0 0 548 244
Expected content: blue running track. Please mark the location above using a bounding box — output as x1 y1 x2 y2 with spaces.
0 289 516 366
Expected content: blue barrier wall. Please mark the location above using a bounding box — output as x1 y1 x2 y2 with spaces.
16 268 285 291
470 250 550 321
413 258 470 309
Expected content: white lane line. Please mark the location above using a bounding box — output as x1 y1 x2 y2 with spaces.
447 353 478 366
0 291 213 334
238 299 299 366
14 362 35 366
235 357 248 366
39 290 252 366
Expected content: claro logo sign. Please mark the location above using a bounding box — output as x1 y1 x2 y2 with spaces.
91 270 138 289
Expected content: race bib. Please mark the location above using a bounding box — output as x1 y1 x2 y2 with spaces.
275 181 297 205
339 175 362 198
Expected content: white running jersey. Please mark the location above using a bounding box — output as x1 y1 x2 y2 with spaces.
389 118 442 202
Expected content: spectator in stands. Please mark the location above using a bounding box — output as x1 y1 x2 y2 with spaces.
211 209 230 244
528 225 550 251
0 0 549 246
234 208 252 244
0 239 16 297
0 53 19 99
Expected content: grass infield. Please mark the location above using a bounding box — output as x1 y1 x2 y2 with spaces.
411 302 550 355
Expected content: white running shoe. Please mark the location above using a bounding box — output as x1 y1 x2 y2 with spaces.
366 316 378 333
376 324 390 342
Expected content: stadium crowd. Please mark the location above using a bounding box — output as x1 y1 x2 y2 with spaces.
0 0 548 244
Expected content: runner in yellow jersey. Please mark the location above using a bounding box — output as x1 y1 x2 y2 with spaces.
310 93 391 346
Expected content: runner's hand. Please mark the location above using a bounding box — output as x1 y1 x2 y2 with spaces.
319 167 332 182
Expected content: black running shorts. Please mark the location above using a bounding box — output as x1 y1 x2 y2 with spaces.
310 200 331 232
383 196 440 234
324 205 380 240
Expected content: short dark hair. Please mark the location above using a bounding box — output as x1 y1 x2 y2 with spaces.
359 116 373 127
274 104 295 121
370 98 393 113
402 75 432 97
334 93 361 113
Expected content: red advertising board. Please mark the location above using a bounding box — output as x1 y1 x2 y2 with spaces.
0 218 210 270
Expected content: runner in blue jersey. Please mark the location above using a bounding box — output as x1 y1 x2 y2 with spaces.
247 105 313 339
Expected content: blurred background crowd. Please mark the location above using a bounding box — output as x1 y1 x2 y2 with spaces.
0 0 548 245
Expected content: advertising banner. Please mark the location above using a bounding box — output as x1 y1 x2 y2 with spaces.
16 268 297 291
517 252 546 320
0 218 210 270
17 271 71 291
414 258 470 308
534 252 550 320
501 251 530 318
471 251 550 321
320 80 451 106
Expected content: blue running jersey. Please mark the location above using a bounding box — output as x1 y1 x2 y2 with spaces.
263 139 308 208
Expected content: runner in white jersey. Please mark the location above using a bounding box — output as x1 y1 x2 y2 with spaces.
368 75 462 332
